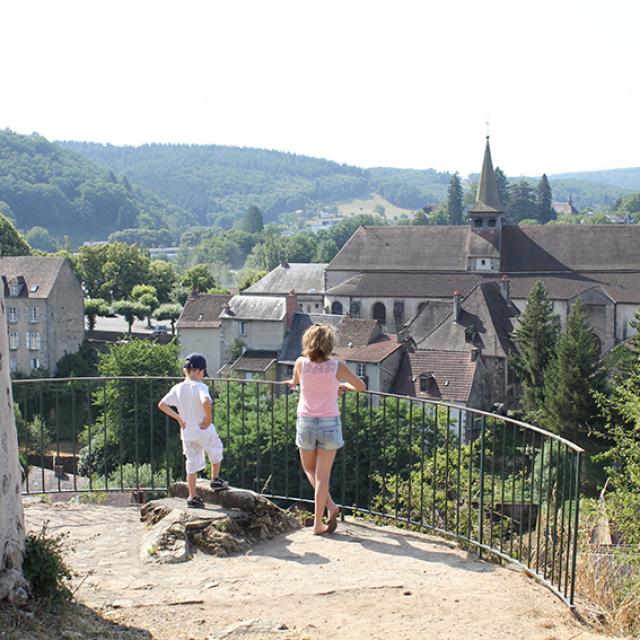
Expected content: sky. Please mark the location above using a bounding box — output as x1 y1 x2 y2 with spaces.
1 0 639 176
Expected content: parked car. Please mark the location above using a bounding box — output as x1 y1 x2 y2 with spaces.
151 324 168 336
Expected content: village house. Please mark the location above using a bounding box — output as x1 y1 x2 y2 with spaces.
323 138 640 352
243 262 326 313
0 256 84 375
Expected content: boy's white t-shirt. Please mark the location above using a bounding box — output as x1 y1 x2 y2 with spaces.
160 380 216 442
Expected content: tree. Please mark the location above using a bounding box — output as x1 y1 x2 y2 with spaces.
494 166 510 211
315 238 338 262
84 298 108 333
55 341 99 378
536 174 555 224
412 210 429 225
25 226 57 252
543 299 606 446
238 205 264 233
0 293 28 604
102 243 151 300
246 227 283 272
237 269 267 291
508 180 537 223
113 300 149 335
148 260 178 303
155 303 183 335
446 173 464 225
181 264 217 293
510 281 558 417
0 214 31 256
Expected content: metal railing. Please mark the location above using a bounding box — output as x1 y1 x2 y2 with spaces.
12 376 583 606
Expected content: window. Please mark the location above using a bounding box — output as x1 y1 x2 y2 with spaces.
372 302 386 325
8 307 18 323
487 218 497 227
350 301 361 318
10 357 17 373
239 321 247 336
474 218 483 228
31 358 40 370
393 301 405 325
331 301 343 315
9 283 20 297
356 363 366 377
27 332 41 350
29 307 40 323
419 374 436 394
9 332 19 350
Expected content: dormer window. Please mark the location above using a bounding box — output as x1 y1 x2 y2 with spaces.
487 218 497 227
465 326 477 343
9 282 20 297
419 373 437 394
474 218 483 228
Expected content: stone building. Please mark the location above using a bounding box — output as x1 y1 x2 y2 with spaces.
323 138 640 353
0 256 84 375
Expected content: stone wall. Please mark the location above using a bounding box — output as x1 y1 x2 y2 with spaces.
0 289 27 603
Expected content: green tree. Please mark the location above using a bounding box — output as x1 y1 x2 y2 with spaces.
181 264 217 292
26 226 57 252
412 210 429 225
84 298 108 333
446 173 464 225
315 238 339 262
238 205 264 233
148 260 178 303
494 166 510 211
102 243 151 300
154 303 183 335
237 269 267 291
508 180 537 223
76 243 108 298
536 174 555 223
247 227 283 271
0 214 31 256
113 300 149 335
55 341 99 378
511 281 558 417
543 299 606 446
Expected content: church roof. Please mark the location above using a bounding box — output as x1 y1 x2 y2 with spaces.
244 262 326 295
469 138 503 214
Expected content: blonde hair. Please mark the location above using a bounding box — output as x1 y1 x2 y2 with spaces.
302 323 335 362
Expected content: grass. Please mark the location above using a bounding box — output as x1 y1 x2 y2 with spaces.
335 193 414 220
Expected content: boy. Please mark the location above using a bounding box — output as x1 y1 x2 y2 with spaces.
158 353 228 508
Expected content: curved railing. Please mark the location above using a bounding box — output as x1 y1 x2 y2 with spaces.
12 376 583 607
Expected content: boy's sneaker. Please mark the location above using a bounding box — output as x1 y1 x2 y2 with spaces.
210 476 229 491
186 495 205 508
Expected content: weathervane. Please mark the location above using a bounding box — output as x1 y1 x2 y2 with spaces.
486 119 490 140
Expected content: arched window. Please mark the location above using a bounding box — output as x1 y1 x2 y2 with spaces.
331 301 343 315
372 302 386 324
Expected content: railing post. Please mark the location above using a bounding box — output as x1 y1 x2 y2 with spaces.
569 451 581 606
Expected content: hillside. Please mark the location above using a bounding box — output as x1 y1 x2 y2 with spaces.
0 129 195 247
58 141 371 226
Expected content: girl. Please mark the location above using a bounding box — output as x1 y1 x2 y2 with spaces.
290 323 366 535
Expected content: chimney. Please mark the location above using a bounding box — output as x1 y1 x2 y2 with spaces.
286 289 297 328
452 290 462 322
281 260 290 269
470 347 481 361
500 274 510 303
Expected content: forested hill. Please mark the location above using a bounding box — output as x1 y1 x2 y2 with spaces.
0 130 195 247
58 141 372 226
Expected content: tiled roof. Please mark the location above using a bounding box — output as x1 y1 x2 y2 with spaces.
392 350 478 403
222 295 286 321
244 263 327 295
325 271 640 304
327 226 469 272
230 350 279 372
416 282 519 358
0 256 70 299
336 317 381 348
335 335 402 364
177 293 233 328
501 225 640 272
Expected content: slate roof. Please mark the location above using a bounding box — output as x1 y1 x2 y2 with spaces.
392 350 478 403
501 225 640 272
221 295 286 321
334 335 402 364
415 282 520 358
279 313 343 363
177 293 233 328
325 271 640 304
403 300 452 341
229 350 279 372
244 263 327 295
469 138 503 214
0 256 71 299
327 226 469 272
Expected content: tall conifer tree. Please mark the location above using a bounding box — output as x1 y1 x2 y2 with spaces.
511 281 558 416
495 166 510 211
536 173 555 223
447 173 464 225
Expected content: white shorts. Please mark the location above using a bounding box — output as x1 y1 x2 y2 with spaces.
182 426 224 475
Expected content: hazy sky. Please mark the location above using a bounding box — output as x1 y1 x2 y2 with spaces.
1 0 638 176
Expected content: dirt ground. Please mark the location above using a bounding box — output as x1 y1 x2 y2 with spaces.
19 498 612 640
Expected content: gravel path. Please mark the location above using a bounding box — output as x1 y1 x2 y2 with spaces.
23 499 608 640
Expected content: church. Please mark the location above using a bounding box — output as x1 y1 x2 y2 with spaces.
324 138 640 354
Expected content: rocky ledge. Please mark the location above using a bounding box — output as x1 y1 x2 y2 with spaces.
139 482 300 564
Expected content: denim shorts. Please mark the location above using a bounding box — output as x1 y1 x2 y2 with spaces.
296 416 344 451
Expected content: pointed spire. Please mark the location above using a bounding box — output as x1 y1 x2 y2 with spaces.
470 136 503 213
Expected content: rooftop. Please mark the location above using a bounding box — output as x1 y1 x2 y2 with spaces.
244 262 327 295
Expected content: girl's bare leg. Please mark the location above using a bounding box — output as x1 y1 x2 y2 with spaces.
311 448 337 534
299 449 339 520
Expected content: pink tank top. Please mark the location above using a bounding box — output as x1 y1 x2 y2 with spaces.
297 357 340 417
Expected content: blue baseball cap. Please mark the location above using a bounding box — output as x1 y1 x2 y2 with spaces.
184 352 208 376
